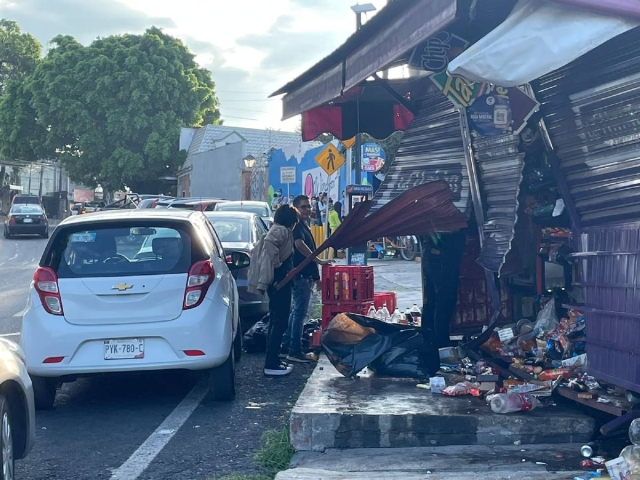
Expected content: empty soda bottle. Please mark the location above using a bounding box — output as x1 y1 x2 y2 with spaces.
390 308 402 324
367 305 377 318
404 307 413 324
380 303 391 322
489 393 541 414
410 304 421 326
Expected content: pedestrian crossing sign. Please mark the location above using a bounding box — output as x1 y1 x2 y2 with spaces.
314 144 345 176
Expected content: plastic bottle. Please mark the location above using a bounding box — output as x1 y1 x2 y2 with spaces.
410 304 421 326
390 308 402 324
341 272 350 301
333 272 340 300
375 307 384 321
404 307 413 324
367 305 377 318
381 303 391 322
489 393 541 414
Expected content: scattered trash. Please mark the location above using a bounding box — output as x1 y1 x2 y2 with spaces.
429 377 446 394
441 382 480 397
573 472 602 480
489 393 541 414
605 457 631 480
416 383 430 390
513 440 522 446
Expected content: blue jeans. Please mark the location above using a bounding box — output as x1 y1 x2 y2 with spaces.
282 277 313 354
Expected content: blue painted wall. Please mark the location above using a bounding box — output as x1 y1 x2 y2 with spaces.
267 142 374 203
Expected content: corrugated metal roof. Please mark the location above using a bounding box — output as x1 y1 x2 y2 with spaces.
473 134 525 274
533 27 640 227
370 87 472 217
187 125 300 158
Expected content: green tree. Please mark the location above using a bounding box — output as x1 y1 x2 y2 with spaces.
0 19 43 186
0 19 40 93
29 27 220 192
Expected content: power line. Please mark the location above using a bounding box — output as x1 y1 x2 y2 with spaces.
221 106 270 114
220 99 274 103
222 115 258 121
217 90 270 94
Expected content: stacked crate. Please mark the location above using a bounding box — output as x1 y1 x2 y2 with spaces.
320 265 375 330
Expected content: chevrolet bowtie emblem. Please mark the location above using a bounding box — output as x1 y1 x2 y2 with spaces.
112 283 134 292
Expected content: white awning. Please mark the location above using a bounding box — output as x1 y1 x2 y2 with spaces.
447 0 640 87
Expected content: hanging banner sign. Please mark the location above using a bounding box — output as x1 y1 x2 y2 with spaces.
361 143 386 173
468 87 513 136
408 31 469 74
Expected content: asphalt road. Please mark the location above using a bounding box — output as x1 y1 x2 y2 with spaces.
0 232 314 480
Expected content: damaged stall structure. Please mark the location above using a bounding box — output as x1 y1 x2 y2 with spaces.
272 0 640 409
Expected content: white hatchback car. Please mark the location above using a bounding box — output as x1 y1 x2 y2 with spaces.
20 210 244 409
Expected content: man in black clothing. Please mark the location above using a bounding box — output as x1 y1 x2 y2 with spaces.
282 195 332 362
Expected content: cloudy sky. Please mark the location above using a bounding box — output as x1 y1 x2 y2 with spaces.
0 0 387 132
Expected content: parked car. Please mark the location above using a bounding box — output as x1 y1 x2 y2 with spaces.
168 198 229 212
0 338 36 476
20 209 245 409
70 203 86 216
214 201 274 227
138 196 175 209
154 198 177 209
11 194 41 207
4 204 49 239
83 201 105 213
205 211 269 319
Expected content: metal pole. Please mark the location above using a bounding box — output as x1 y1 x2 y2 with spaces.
354 134 362 184
38 165 44 197
356 12 362 30
28 166 32 194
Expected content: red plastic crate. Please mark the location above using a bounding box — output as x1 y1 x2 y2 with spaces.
321 301 373 330
321 265 374 303
374 292 397 313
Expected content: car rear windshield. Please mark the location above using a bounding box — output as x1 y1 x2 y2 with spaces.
44 222 206 278
169 203 196 210
11 205 43 215
13 196 39 204
215 203 269 217
206 217 250 243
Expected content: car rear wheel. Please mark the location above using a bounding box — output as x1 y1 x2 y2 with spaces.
233 329 243 363
3 230 9 240
209 349 235 401
41 229 49 239
31 377 56 410
0 395 14 480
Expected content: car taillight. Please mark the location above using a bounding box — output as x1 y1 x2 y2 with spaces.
8 216 15 225
33 267 64 315
183 260 214 310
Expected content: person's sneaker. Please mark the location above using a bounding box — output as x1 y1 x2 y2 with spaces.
286 352 318 363
264 364 293 376
279 348 289 359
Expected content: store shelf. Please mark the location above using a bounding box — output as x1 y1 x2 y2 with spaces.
556 385 628 417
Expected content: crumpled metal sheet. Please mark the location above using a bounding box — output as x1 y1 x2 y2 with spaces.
472 134 525 274
532 27 640 227
369 87 472 217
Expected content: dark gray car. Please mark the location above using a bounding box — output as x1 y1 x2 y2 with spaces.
204 211 269 319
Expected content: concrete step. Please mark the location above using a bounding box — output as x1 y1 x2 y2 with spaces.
291 356 595 451
277 445 587 480
276 469 585 480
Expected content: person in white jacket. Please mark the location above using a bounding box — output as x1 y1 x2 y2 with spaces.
248 204 299 376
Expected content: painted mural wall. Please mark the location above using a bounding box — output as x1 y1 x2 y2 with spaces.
267 141 375 203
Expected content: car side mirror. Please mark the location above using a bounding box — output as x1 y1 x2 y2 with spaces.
225 251 250 270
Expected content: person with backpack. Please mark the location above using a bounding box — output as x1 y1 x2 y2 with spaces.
247 204 299 376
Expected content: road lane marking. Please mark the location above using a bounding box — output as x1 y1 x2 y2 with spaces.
109 377 209 480
13 309 25 318
0 333 19 337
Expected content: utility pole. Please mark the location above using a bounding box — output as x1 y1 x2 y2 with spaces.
38 165 44 197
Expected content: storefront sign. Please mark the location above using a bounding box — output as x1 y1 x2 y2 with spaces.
468 87 513 136
361 142 386 173
409 31 469 74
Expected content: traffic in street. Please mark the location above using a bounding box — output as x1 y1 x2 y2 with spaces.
0 232 314 480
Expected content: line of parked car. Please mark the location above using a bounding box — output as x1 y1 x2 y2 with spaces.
1 193 277 478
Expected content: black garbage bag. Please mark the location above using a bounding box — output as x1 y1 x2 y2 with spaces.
321 313 439 379
243 314 269 353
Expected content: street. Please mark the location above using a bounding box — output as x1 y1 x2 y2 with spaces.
0 233 315 480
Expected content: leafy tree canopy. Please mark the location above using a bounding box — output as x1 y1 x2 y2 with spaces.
0 19 41 93
29 27 220 192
